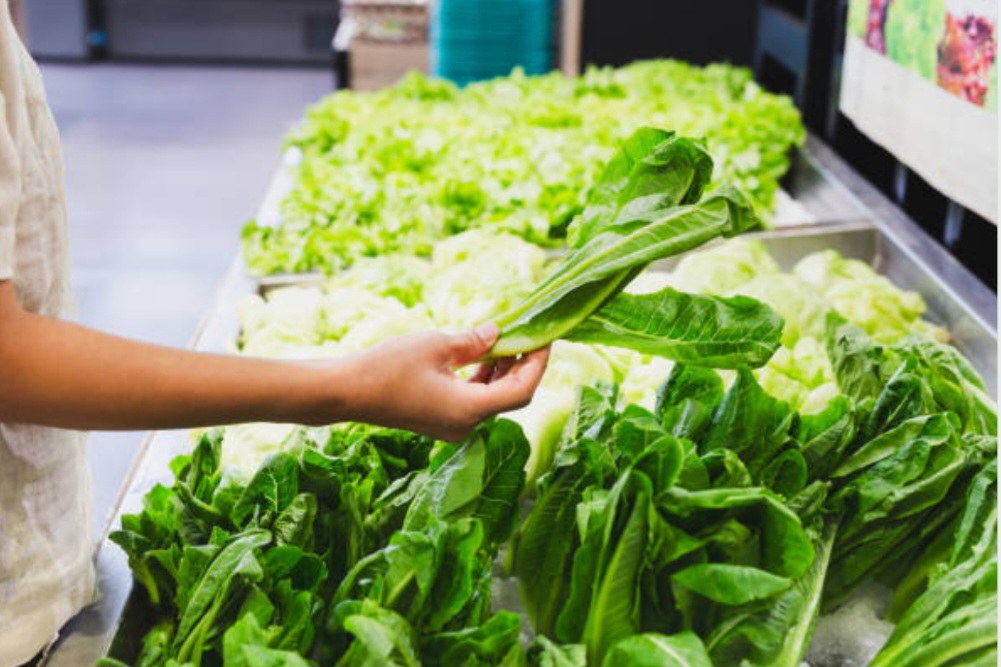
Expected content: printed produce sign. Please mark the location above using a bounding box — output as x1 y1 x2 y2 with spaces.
842 0 998 221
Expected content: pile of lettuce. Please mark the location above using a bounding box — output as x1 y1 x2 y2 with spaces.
107 124 996 665
664 236 949 414
511 318 996 667
102 419 543 667
103 319 996 667
232 128 944 485
242 61 804 274
231 232 946 485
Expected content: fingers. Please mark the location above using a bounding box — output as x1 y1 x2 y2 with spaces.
446 323 499 367
469 345 551 414
468 362 494 384
516 346 551 387
356 327 548 443
468 356 515 385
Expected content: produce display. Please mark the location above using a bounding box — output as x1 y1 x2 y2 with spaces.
241 61 805 275
104 138 994 666
100 62 996 667
103 277 997 666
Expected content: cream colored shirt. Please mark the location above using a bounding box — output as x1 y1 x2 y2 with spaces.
0 5 95 666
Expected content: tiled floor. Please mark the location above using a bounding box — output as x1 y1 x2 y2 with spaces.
39 62 332 540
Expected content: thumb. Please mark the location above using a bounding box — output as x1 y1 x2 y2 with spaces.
448 323 499 366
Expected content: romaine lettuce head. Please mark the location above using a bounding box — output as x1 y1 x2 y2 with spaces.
331 254 432 307
740 273 829 346
238 288 325 349
425 230 548 331
672 238 780 295
794 250 948 343
506 341 619 484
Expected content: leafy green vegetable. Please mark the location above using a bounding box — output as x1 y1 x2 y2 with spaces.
817 320 996 612
602 632 713 667
567 287 783 368
527 636 586 667
796 251 948 344
223 615 313 667
872 460 997 667
172 529 271 664
699 490 833 667
513 439 604 636
511 374 822 667
701 367 799 485
335 600 420 667
671 563 791 605
491 128 779 363
577 472 653 665
244 62 804 275
405 419 529 545
108 425 444 666
420 611 523 667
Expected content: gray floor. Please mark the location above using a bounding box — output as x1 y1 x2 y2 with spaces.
39 63 331 540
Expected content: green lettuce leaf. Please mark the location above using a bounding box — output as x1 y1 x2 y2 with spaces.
492 128 776 367
602 632 713 667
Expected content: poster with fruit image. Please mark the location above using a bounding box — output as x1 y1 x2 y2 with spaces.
843 0 997 221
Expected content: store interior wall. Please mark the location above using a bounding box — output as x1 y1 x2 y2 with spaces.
25 0 340 65
580 0 758 68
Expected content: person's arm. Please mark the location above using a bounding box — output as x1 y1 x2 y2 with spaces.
0 281 549 441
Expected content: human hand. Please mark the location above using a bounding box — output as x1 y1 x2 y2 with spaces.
344 323 550 442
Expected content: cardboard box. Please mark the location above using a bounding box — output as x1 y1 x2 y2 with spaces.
339 1 428 91
350 40 428 91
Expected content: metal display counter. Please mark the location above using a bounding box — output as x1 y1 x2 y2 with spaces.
42 137 997 666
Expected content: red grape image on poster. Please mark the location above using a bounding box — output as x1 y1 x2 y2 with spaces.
843 0 998 221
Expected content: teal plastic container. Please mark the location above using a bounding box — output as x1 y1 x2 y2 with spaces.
431 0 555 86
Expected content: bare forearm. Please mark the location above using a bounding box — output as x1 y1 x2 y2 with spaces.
0 308 350 430
0 280 549 441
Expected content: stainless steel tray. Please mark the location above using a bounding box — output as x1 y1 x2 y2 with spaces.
43 141 996 666
651 221 996 398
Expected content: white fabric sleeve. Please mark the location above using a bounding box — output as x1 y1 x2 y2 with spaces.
0 89 19 280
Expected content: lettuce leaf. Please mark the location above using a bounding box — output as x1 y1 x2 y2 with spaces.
491 128 781 367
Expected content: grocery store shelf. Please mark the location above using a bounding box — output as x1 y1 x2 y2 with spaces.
802 135 998 376
103 0 339 65
43 126 997 665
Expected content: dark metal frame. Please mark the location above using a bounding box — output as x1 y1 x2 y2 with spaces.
754 0 996 291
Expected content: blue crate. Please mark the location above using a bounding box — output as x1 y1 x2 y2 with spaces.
431 0 555 86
